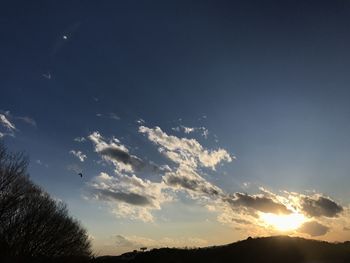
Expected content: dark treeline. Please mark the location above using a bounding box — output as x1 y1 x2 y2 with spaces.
94 236 350 263
0 143 92 263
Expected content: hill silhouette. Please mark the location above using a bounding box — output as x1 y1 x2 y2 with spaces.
93 236 350 263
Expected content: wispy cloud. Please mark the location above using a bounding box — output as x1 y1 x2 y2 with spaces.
70 150 87 162
96 112 120 120
16 116 37 127
36 159 49 168
67 163 82 174
0 110 37 138
74 136 86 143
172 125 209 139
0 114 16 131
136 118 145 125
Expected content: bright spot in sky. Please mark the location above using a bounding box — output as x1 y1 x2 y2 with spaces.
260 212 306 231
63 35 68 40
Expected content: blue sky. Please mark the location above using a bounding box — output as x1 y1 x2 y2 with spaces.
1 0 350 255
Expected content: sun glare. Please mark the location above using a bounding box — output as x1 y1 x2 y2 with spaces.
260 212 306 231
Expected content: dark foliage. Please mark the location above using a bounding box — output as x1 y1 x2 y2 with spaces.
0 143 92 262
93 236 350 263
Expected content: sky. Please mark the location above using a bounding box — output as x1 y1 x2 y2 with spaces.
1 0 350 256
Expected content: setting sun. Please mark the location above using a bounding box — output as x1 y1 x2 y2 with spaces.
260 213 306 231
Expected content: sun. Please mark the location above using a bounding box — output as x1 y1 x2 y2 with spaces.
260 212 306 231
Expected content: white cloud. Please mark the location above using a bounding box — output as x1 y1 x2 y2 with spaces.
163 165 223 199
67 163 82 173
0 114 16 131
36 159 49 168
109 112 120 120
136 118 145 125
138 125 233 204
17 116 36 127
70 150 87 162
96 112 120 120
183 126 195 134
172 125 209 139
139 126 233 170
89 172 172 222
88 131 164 174
0 111 37 138
74 136 86 142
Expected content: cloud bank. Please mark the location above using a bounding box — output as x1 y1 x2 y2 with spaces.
84 124 347 238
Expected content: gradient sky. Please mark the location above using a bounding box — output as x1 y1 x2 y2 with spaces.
1 0 350 255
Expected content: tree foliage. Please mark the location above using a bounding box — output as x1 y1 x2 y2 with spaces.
0 143 92 261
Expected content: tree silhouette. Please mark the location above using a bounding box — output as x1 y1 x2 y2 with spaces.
0 143 92 261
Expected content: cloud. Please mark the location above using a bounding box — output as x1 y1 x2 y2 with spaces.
231 218 252 225
163 165 223 198
139 125 232 202
0 131 15 138
109 113 120 120
0 111 37 138
139 126 232 170
70 150 87 162
89 172 171 222
16 116 36 127
115 235 136 247
96 112 120 120
99 147 146 172
67 163 82 173
172 125 209 139
74 137 86 142
42 73 51 80
92 188 153 206
36 159 48 168
86 127 233 222
0 114 16 131
301 195 343 218
88 131 164 174
298 221 329 237
224 192 291 215
85 124 346 236
136 118 145 125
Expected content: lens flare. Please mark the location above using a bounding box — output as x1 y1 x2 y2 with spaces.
260 212 306 231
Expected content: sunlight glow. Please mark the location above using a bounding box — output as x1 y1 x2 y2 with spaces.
260 212 306 231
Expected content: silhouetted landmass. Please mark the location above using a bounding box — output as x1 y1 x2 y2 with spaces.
93 236 350 263
0 143 92 263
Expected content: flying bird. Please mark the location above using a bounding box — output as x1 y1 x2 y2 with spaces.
78 172 83 178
